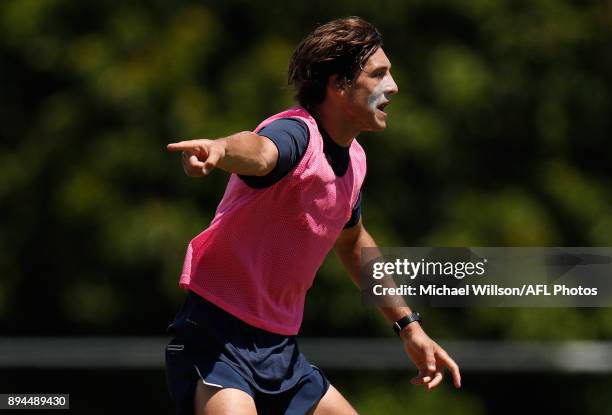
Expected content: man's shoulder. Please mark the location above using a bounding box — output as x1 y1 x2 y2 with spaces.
264 107 320 131
259 117 309 144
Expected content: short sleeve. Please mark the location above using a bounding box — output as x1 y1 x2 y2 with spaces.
343 191 362 229
239 118 309 188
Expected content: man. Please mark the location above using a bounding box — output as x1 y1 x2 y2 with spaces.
165 16 461 415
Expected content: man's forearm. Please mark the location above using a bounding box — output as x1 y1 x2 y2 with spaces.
335 224 461 388
334 223 417 327
215 131 278 176
168 132 279 177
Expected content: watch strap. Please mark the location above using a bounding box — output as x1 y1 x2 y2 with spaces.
393 312 422 336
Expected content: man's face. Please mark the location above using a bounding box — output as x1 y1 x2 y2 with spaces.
343 47 399 132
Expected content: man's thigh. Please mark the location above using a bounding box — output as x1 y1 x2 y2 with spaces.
194 381 257 415
308 385 359 415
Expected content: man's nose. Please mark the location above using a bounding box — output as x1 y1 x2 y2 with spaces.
385 74 399 95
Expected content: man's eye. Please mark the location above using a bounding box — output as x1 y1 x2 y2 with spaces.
373 71 386 78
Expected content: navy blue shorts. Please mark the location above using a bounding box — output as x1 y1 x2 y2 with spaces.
165 292 330 415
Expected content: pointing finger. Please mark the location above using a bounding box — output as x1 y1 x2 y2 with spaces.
167 141 197 152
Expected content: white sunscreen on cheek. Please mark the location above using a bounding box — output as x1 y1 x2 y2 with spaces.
368 76 393 110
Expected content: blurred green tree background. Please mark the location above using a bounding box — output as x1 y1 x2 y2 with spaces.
1 0 611 413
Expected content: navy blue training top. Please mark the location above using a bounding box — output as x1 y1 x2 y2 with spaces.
238 118 362 228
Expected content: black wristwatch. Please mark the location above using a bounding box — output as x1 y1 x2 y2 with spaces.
393 312 422 336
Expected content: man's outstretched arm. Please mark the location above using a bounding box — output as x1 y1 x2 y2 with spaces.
333 218 462 390
167 132 279 177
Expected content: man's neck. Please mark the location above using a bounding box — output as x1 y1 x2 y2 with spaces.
311 104 359 148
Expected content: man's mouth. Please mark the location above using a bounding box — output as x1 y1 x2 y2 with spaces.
376 101 389 114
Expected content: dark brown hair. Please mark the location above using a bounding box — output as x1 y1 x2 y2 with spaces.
288 16 383 109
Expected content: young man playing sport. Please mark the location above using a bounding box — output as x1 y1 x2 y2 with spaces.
165 16 461 415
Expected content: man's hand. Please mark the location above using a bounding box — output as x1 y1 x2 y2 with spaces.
167 132 278 177
400 323 461 390
167 139 227 177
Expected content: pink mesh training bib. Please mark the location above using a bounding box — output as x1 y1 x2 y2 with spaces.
178 107 367 335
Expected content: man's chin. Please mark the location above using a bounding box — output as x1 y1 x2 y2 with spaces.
363 124 386 133
358 115 387 132
372 120 387 131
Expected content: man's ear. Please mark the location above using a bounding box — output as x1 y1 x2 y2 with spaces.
328 74 346 93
